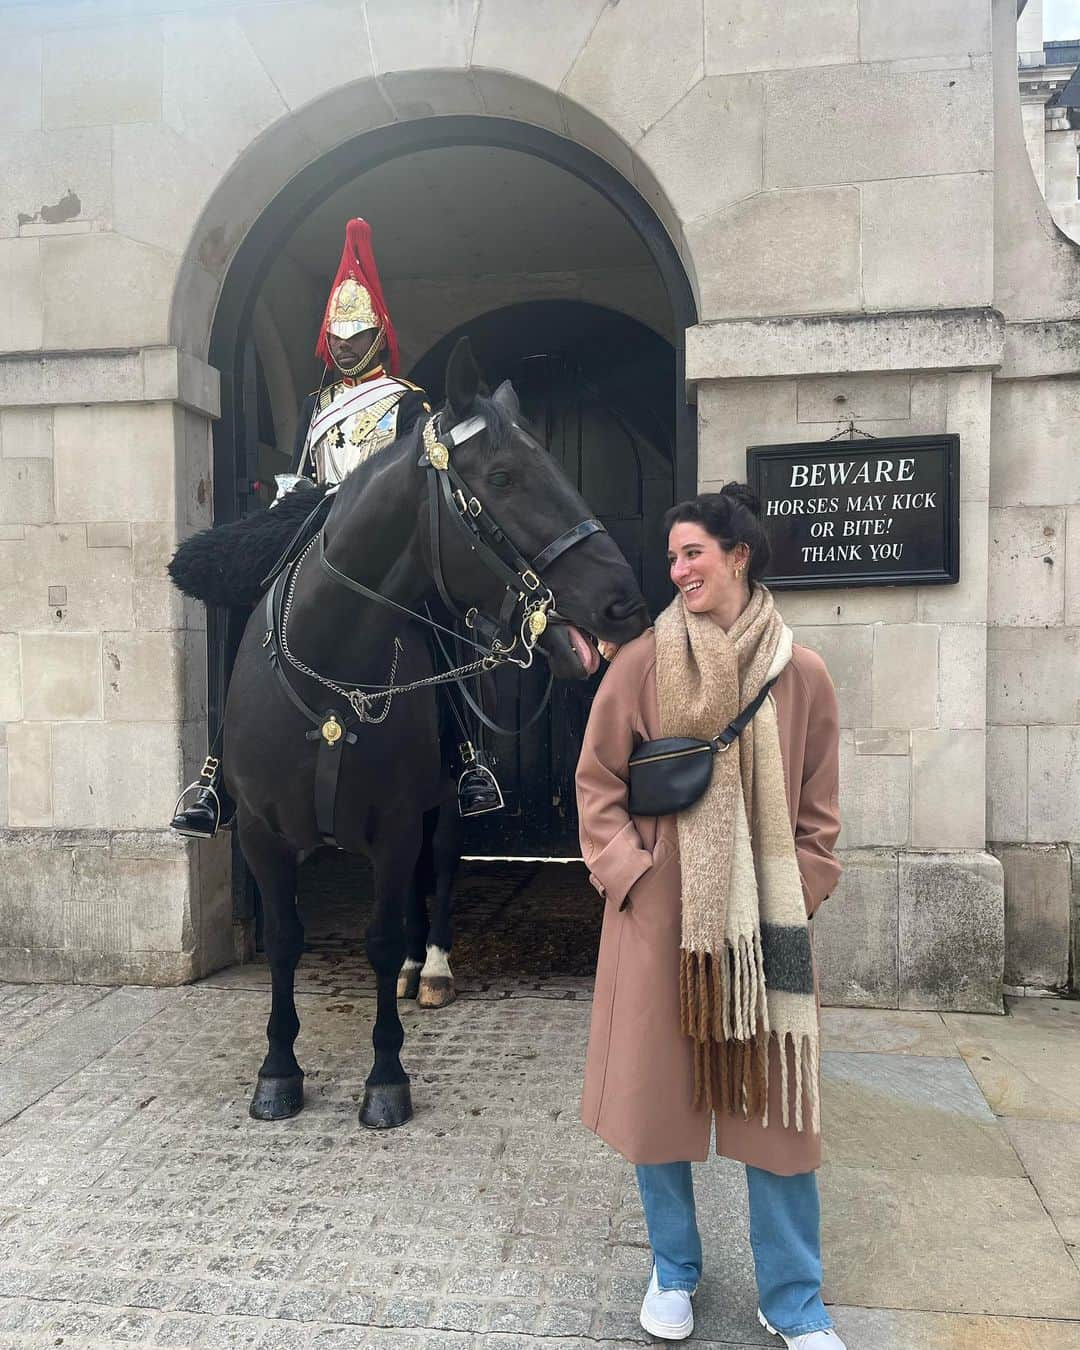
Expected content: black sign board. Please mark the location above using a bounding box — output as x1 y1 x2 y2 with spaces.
746 434 960 589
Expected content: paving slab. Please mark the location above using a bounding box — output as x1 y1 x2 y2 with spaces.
820 1006 957 1057
945 997 1080 1121
820 1164 1080 1317
0 984 173 1125
1003 1116 1080 1246
820 1052 1023 1176
828 1305 1080 1349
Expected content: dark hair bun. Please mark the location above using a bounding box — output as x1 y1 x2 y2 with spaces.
720 482 762 518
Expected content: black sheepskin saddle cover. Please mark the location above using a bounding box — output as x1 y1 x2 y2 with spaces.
168 488 332 609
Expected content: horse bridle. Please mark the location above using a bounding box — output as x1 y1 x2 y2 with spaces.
272 410 608 723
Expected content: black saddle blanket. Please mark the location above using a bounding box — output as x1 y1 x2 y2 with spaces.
168 487 331 609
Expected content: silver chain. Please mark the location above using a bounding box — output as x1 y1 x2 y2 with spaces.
275 536 522 721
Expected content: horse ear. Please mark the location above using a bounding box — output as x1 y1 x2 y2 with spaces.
491 380 521 423
445 337 481 419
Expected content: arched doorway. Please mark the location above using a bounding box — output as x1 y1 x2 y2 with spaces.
206 116 697 861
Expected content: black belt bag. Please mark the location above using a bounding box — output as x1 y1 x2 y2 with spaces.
627 678 777 817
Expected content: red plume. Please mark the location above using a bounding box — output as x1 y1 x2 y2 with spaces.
315 218 400 375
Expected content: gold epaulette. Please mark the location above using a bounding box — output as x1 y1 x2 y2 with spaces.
397 378 426 393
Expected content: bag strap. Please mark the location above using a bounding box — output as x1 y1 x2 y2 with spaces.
712 677 778 751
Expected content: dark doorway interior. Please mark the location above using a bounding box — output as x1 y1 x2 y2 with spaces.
413 300 676 856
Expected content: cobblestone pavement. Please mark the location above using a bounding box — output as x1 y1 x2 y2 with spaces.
2 860 1080 1349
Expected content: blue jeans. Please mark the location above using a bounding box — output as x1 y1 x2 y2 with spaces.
635 1161 832 1337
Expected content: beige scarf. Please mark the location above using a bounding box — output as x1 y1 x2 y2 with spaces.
654 584 819 1133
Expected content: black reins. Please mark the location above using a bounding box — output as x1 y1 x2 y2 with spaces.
266 410 606 726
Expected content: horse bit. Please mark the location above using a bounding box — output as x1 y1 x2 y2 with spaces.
264 412 606 733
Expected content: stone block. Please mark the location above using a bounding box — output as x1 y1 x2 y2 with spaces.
636 75 763 224
1 408 53 460
183 409 214 530
1068 507 1080 628
111 123 219 257
937 624 986 730
1071 846 1080 996
21 633 102 721
162 14 287 171
815 849 899 1007
51 722 182 830
7 722 51 827
238 1 374 110
0 237 44 350
686 310 1004 385
43 21 162 128
73 841 189 954
697 379 797 482
41 232 176 350
562 0 703 144
838 730 910 848
945 371 991 504
1028 725 1080 844
858 0 991 61
53 403 178 524
367 0 478 74
0 831 72 947
381 68 484 119
987 627 1080 726
0 524 134 633
796 374 911 425
898 850 1004 1013
986 724 1027 843
473 0 608 90
0 459 51 526
911 729 986 849
0 634 20 722
102 631 183 722
992 844 1071 990
87 522 131 550
192 830 235 979
0 32 41 133
764 60 993 188
779 586 917 626
133 579 202 632
704 0 858 74
0 126 112 241
473 71 567 135
991 378 1080 508
872 625 938 730
862 173 994 311
789 625 872 728
987 507 1065 628
688 186 860 320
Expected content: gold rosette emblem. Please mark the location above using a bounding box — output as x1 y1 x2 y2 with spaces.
321 715 343 745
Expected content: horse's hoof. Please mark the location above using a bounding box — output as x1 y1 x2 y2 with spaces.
249 1072 304 1121
359 1081 413 1129
397 966 421 1000
418 975 456 1009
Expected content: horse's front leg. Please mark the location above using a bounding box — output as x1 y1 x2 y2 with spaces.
240 818 305 1121
398 808 436 1001
361 817 423 1129
419 799 461 1009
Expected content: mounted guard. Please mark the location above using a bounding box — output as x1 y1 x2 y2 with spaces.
170 219 501 838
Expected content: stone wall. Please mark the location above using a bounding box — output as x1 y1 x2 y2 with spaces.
3 0 1077 1005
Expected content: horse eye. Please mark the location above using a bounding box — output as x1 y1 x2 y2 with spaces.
487 470 512 488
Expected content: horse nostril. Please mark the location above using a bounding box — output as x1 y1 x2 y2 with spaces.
606 597 648 623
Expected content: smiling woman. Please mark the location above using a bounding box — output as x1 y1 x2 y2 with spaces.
576 485 844 1347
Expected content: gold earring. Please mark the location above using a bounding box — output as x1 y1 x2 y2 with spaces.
734 565 743 578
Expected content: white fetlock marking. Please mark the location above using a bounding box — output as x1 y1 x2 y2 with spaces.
421 944 452 980
400 957 422 975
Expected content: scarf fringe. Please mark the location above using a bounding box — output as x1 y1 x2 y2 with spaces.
681 947 821 1136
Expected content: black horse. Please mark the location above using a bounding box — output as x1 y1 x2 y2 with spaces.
224 339 648 1129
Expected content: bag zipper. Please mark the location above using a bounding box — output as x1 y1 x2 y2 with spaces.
632 743 713 766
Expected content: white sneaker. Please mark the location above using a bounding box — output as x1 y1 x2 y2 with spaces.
640 1266 694 1340
759 1308 847 1350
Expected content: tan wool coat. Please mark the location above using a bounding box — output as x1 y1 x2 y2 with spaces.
576 629 841 1174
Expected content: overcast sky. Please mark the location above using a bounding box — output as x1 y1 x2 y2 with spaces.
1045 0 1080 39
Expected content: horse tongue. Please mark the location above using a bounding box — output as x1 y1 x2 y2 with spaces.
568 625 600 677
